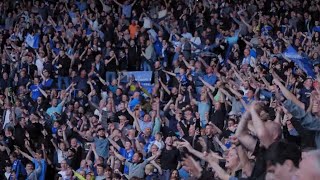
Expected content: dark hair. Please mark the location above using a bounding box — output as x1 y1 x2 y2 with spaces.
96 163 105 169
265 141 301 167
136 152 143 163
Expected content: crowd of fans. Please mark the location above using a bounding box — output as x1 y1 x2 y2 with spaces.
0 0 320 180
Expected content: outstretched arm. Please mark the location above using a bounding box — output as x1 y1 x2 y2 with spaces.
249 103 274 148
273 75 305 109
113 0 123 7
16 147 33 162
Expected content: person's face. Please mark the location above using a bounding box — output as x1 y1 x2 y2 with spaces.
154 61 160 68
188 125 196 136
244 49 250 56
246 90 254 98
124 141 131 150
97 166 104 175
71 139 77 147
296 152 320 179
104 168 112 178
165 136 173 146
206 67 213 74
151 144 159 153
51 99 58 107
26 164 34 172
171 170 179 178
132 153 141 163
9 155 16 163
225 148 240 169
228 120 235 127
98 129 105 137
304 79 312 88
144 114 151 122
205 125 213 136
2 72 8 79
59 50 65 57
184 110 192 120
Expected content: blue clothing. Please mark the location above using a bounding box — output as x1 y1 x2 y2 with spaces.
75 1 87 13
241 97 255 112
154 39 163 56
203 74 217 85
32 158 47 180
122 4 132 18
197 101 210 125
46 102 64 121
94 137 109 159
176 73 189 86
284 100 320 148
138 119 154 132
119 148 135 174
108 85 118 94
12 159 26 179
313 26 320 32
29 84 41 100
41 79 53 89
129 98 140 110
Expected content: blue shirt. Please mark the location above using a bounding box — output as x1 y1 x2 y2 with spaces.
75 1 87 13
119 148 135 174
122 4 133 18
203 74 217 85
41 79 53 89
176 73 189 86
30 84 41 100
94 137 109 159
46 102 63 121
129 98 140 110
32 158 47 180
12 159 26 179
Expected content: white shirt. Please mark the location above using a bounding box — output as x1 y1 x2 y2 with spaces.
35 58 44 76
190 36 201 53
143 17 152 29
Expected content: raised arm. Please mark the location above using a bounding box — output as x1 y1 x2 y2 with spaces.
249 103 274 148
16 147 33 162
159 79 171 95
130 0 137 6
113 0 123 7
235 111 257 152
108 136 121 151
182 58 195 70
199 77 216 92
163 70 176 77
198 57 209 69
218 87 233 100
112 147 126 162
273 75 305 109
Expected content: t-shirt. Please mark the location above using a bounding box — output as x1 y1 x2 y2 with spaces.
138 119 154 132
160 148 181 170
125 159 149 179
32 158 47 180
119 148 135 174
30 84 41 100
46 102 63 121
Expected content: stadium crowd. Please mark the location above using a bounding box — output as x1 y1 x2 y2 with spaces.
0 0 320 179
